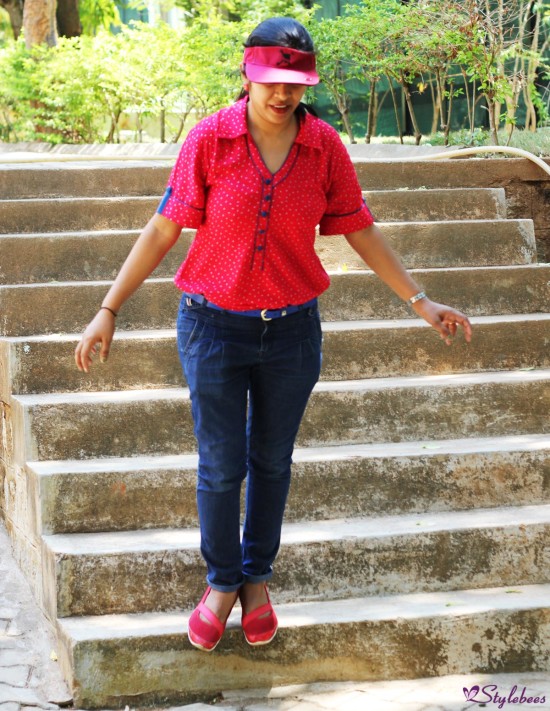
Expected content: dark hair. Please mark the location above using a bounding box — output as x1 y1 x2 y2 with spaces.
244 17 314 52
237 17 318 117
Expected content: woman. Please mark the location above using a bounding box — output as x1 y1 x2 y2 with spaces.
75 17 472 653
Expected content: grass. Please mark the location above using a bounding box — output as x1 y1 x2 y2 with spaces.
341 127 550 157
429 127 550 156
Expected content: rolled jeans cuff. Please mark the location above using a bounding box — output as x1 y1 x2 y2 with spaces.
206 576 244 593
243 571 273 585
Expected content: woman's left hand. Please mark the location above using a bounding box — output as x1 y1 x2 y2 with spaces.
411 298 472 346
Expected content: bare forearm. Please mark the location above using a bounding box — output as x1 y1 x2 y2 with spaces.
344 224 472 345
345 224 422 302
102 214 181 312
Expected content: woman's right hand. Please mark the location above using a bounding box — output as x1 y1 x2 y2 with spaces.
73 214 181 374
74 309 116 373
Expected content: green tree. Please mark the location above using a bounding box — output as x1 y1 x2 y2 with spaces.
345 0 401 142
182 16 250 117
115 22 187 141
310 16 358 143
173 0 309 24
451 0 547 143
79 0 120 35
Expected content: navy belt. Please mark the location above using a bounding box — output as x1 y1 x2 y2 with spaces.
184 293 317 321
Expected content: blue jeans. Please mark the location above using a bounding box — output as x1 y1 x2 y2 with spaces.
176 295 323 592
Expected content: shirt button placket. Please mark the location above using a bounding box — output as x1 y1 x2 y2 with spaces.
255 179 272 269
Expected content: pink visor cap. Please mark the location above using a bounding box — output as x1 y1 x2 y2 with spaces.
243 46 319 85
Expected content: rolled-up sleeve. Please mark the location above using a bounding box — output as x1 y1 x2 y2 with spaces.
157 125 209 228
319 135 375 236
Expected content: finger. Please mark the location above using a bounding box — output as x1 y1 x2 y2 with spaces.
74 342 84 371
99 338 111 364
444 320 458 338
449 314 473 343
74 341 90 372
460 316 473 343
433 319 453 346
77 338 98 373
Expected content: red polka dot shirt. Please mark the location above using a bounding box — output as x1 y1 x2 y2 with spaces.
158 97 374 310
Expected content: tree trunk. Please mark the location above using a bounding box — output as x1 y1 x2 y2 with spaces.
56 0 81 37
444 82 454 145
338 103 355 144
461 68 474 136
386 73 403 144
400 73 422 145
0 0 24 39
435 69 445 132
172 107 193 143
160 107 166 144
106 108 121 143
523 84 537 132
486 96 499 144
365 79 377 144
331 85 355 144
23 0 58 47
135 112 143 143
429 79 439 135
524 2 542 132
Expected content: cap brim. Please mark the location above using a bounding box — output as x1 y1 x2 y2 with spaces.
245 64 319 86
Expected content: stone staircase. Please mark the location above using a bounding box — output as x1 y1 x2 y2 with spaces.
0 157 549 709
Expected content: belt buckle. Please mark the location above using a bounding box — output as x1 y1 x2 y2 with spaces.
261 309 272 322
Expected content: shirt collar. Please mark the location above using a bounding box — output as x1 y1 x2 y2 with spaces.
218 97 322 149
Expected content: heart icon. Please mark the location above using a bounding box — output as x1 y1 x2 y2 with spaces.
463 686 480 701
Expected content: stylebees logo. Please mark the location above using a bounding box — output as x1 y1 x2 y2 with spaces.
463 684 546 708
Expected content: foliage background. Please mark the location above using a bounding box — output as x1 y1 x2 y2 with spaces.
0 0 548 148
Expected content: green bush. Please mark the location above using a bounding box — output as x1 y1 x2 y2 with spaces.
0 20 249 143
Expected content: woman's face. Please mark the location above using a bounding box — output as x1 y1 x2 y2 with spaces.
246 80 307 128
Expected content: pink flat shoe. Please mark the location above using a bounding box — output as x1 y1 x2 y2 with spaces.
241 585 278 646
187 587 236 652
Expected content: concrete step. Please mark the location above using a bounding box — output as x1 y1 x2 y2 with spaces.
2 157 547 710
29 434 550 534
0 229 191 285
319 219 537 270
42 504 550 618
353 157 550 190
0 219 537 286
364 188 507 222
0 157 545 200
12 370 550 461
3 314 550 396
0 189 507 234
55 582 550 708
0 161 172 200
1 264 548 337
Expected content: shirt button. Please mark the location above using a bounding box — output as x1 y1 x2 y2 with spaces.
261 211 268 217
256 245 264 251
265 195 271 201
259 229 266 234
265 179 272 185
